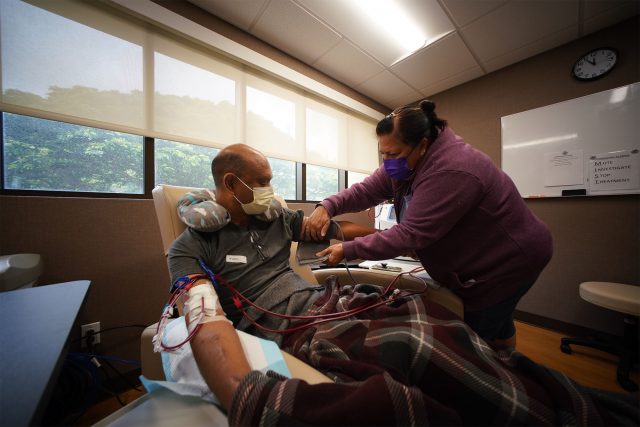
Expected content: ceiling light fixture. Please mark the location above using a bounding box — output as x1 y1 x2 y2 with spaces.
344 0 426 61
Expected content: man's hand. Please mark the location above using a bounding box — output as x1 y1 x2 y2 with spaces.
305 205 331 240
316 243 345 265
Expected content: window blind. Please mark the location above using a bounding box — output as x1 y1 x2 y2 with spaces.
0 0 380 174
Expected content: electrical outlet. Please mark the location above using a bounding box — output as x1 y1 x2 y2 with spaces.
81 321 101 347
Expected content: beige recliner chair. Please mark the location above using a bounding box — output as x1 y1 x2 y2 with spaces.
141 184 463 384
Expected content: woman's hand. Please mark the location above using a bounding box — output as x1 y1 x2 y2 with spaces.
305 205 331 240
316 243 345 266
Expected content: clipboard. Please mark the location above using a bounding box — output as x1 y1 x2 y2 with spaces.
295 240 329 265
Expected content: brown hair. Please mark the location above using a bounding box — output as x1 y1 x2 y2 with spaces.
376 100 447 147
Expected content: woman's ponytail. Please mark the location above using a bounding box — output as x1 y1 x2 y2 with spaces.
418 100 446 141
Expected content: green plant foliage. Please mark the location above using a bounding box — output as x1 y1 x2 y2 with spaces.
4 113 143 193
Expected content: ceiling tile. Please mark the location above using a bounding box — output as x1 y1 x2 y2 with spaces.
583 1 640 35
391 33 479 89
389 91 426 109
482 25 577 73
440 0 507 27
312 40 384 88
418 66 484 98
356 70 419 108
252 0 341 65
187 0 267 31
297 0 454 66
461 0 579 63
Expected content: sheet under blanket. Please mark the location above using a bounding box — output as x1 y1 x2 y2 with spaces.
231 276 639 426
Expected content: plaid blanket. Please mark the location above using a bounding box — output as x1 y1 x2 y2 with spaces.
231 276 639 426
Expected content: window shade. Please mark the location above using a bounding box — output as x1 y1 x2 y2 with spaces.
348 115 380 173
0 0 380 173
245 73 305 162
152 33 242 146
0 0 145 130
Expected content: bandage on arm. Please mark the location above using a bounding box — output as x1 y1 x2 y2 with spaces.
183 281 231 334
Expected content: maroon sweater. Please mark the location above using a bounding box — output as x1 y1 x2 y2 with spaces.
321 127 553 311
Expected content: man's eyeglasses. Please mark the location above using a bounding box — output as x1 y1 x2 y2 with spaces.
249 230 267 261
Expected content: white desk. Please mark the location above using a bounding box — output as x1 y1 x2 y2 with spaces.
358 258 432 280
93 388 228 427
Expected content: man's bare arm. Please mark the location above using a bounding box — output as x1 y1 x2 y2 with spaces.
186 280 251 410
191 322 251 410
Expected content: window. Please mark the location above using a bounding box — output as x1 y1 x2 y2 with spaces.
153 34 241 145
0 0 145 129
305 103 347 169
246 77 303 161
0 0 381 199
348 171 369 187
306 164 339 201
268 157 296 200
155 139 218 188
2 113 143 193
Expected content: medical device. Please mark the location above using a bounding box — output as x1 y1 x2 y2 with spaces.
155 221 429 351
374 203 397 230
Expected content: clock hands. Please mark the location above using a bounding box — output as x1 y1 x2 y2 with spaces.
586 57 596 66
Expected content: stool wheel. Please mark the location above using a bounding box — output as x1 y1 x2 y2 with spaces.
560 339 572 354
616 373 638 392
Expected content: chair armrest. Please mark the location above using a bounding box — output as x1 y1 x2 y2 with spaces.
313 268 464 319
141 324 165 380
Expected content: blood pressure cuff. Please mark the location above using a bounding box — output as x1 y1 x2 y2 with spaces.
177 188 283 232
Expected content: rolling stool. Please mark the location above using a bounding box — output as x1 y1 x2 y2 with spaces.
0 254 43 292
560 281 640 392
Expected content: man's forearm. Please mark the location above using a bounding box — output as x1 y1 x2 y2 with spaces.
191 320 251 410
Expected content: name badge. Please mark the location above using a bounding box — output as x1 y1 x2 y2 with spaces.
226 255 247 263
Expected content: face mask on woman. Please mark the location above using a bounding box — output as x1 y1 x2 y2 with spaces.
383 145 417 180
233 176 274 215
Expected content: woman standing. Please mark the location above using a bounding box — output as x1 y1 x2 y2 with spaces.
307 100 553 349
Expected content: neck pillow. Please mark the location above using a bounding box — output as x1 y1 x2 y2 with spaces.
177 188 282 232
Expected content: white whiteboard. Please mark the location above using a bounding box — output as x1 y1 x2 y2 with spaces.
501 82 640 198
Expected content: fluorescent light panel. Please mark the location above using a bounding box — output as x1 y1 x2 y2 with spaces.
345 0 426 55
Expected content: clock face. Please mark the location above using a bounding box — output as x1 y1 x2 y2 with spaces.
572 48 617 81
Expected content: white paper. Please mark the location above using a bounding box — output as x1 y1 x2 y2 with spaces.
543 150 584 187
588 149 640 192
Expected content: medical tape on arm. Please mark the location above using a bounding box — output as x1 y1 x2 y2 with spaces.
183 282 232 333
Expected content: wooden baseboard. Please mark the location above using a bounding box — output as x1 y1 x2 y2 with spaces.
514 310 619 342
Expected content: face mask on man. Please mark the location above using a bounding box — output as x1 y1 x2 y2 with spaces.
233 176 275 215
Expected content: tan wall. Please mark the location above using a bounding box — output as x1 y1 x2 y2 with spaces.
428 16 640 335
0 196 170 368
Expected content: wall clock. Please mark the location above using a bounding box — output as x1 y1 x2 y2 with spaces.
572 47 618 81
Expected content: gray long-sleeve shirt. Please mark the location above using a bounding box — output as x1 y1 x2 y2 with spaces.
321 127 553 311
